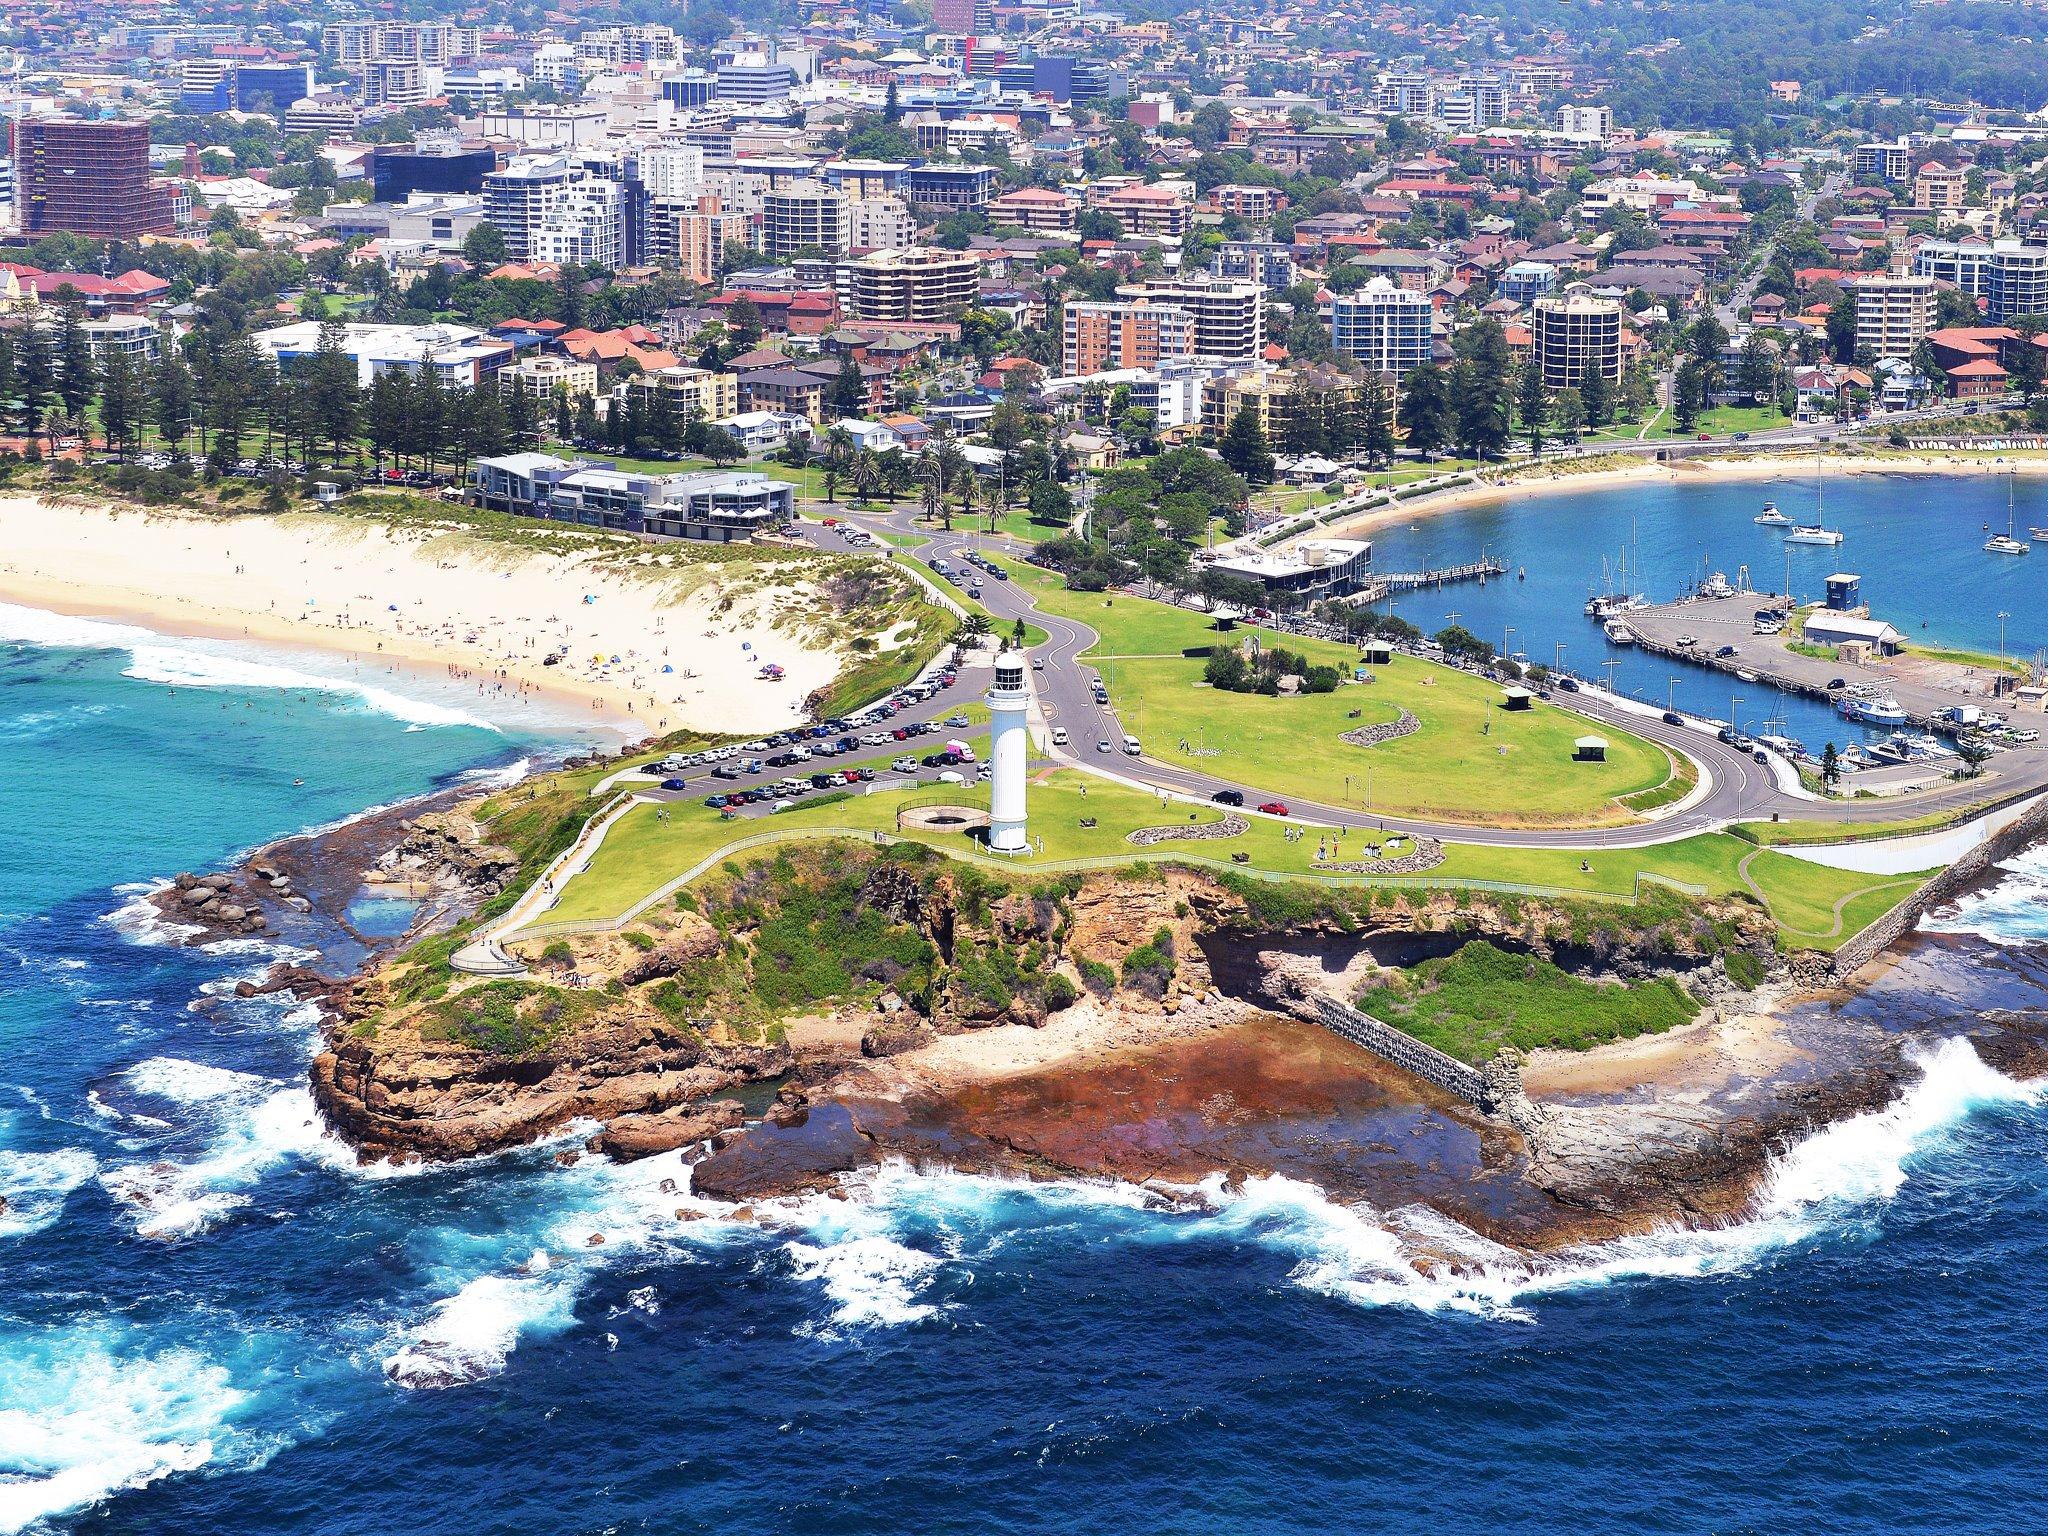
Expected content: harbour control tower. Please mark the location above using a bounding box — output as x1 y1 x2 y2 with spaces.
985 653 1031 853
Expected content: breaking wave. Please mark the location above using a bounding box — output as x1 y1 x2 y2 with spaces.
1920 845 2048 946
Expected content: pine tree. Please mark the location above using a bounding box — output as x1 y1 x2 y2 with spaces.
98 348 145 461
1359 371 1397 466
1515 363 1549 455
1219 404 1274 482
1396 364 1451 458
15 321 54 447
311 315 360 463
54 303 96 421
1578 358 1613 429
1453 319 1513 460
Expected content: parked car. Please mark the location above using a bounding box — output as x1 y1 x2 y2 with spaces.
661 777 687 791
1212 789 1244 806
892 756 918 773
1826 677 1847 691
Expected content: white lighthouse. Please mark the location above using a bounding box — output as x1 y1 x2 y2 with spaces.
985 652 1031 853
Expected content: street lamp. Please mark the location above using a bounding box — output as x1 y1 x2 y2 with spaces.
1503 625 1515 662
1999 610 2010 669
1669 676 1680 710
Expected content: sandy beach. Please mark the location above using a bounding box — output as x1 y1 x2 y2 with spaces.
1313 447 2048 545
0 495 913 735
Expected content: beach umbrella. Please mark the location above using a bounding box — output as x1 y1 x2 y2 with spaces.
661 664 673 673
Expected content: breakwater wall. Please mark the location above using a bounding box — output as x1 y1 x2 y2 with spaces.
1830 792 2048 979
1309 996 1489 1105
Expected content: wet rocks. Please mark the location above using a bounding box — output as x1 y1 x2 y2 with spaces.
592 1100 745 1162
372 811 519 902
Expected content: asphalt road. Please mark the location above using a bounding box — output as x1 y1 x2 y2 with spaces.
777 500 1811 850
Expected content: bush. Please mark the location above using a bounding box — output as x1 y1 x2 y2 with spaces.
1043 972 1080 1011
621 930 655 951
541 940 573 966
1076 955 1117 995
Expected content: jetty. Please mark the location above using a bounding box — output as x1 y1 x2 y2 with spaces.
1344 556 1507 604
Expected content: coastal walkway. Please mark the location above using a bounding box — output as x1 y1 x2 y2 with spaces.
449 789 643 977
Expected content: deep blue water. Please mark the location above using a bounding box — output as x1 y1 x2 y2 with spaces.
1368 468 2048 749
3 520 2048 1534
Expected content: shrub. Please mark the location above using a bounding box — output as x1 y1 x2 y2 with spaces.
1043 972 1080 1011
621 930 656 951
541 940 573 966
1076 955 1117 995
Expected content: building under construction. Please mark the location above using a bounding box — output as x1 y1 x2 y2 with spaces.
11 119 177 240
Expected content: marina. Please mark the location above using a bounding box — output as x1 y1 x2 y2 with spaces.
1353 471 2048 753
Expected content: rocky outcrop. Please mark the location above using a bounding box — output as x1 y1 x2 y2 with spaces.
591 1100 745 1162
159 870 274 937
370 810 519 903
619 913 722 985
312 1007 787 1162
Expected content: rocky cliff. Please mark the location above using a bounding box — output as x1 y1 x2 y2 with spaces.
306 841 1778 1168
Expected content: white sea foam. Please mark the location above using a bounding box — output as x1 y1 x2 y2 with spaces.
1191 1035 2045 1317
382 1272 578 1390
122 644 500 732
0 702 110 744
458 755 534 790
0 1337 243 1536
101 1062 352 1240
101 883 202 948
0 1147 100 1239
1920 845 2048 946
0 598 499 731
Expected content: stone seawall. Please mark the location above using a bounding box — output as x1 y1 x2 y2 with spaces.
1830 794 2048 979
1310 996 1488 1104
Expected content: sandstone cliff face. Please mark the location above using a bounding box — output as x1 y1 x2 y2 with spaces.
309 847 1776 1168
313 1011 787 1163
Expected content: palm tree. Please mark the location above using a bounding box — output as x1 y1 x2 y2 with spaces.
850 449 883 504
820 426 853 503
917 451 948 528
953 465 979 529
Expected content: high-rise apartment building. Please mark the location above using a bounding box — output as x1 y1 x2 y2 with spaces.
761 181 851 259
11 119 175 239
1852 274 1937 359
1061 300 1196 376
1914 237 2048 322
835 247 981 322
530 176 625 268
1531 290 1623 389
1112 277 1264 365
1329 278 1434 376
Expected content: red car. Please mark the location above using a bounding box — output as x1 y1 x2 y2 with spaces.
1257 802 1289 816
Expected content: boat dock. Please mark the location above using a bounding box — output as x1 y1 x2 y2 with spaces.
1611 593 2026 739
1346 557 1507 604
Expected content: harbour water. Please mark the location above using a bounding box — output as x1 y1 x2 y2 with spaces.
3 500 2047 1533
1364 468 2048 749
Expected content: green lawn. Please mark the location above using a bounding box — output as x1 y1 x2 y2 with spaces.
999 557 1678 826
540 766 1927 950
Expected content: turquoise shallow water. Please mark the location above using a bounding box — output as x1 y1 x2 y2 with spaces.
1 538 2047 1534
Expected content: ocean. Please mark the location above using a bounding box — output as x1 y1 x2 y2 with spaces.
5 478 2048 1534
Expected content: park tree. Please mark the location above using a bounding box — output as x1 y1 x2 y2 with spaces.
1515 363 1549 454
1578 358 1613 428
1452 319 1513 459
1673 359 1705 431
152 352 196 454
1218 404 1275 482
1552 386 1586 443
1397 363 1452 457
1358 371 1397 465
1825 293 1859 363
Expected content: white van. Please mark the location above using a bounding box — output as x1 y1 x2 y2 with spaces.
1051 726 1069 746
1121 735 1142 756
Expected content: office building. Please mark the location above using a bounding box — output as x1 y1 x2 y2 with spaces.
1852 273 1937 358
11 120 175 240
253 321 511 388
1531 289 1623 389
835 247 981 322
714 57 798 105
370 141 496 202
1062 299 1196 376
1329 278 1434 375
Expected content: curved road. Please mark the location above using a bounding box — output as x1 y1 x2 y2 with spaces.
792 502 1819 850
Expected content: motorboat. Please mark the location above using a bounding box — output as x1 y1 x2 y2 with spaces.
1837 694 1908 727
1785 524 1844 546
1754 502 1792 527
1603 618 1635 644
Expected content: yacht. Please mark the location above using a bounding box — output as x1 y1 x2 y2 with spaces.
1785 524 1844 546
1754 502 1792 527
1837 694 1909 727
1987 475 2031 553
